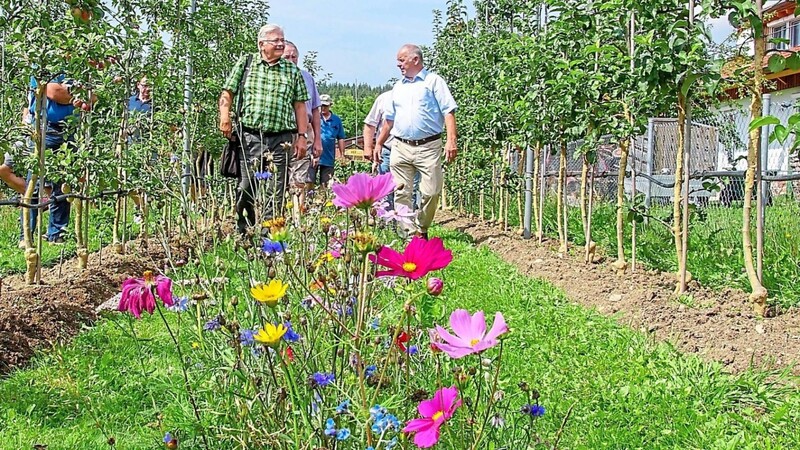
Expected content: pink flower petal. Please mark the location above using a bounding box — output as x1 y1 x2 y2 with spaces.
434 342 476 359
417 396 442 418
412 422 441 448
155 276 174 306
448 309 475 340
483 312 508 342
403 417 433 433
435 325 471 348
470 310 487 340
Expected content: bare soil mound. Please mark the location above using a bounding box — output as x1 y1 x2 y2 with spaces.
439 211 800 374
0 240 172 375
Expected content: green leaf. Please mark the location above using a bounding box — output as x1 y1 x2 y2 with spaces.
748 116 780 132
681 72 702 97
789 114 800 126
768 54 786 74
786 52 800 70
771 124 789 144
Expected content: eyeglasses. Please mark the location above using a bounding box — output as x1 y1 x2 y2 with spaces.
262 39 286 46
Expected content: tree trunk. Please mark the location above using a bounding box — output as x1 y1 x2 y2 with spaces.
673 94 686 291
744 10 769 315
557 140 567 255
612 138 630 275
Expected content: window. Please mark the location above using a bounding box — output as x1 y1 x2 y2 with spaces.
770 23 788 50
792 21 800 47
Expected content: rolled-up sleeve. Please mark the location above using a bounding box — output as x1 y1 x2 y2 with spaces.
384 91 396 122
222 55 247 93
364 96 382 126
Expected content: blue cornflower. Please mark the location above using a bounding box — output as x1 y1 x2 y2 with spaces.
364 365 377 378
282 321 301 342
255 170 272 181
239 329 255 346
385 437 398 449
521 404 546 417
312 372 335 387
369 317 380 330
163 432 173 443
324 418 337 437
336 399 350 414
168 296 190 313
203 316 221 331
406 345 419 356
261 238 285 255
335 428 350 440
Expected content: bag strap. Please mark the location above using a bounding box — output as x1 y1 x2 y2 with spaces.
233 54 254 122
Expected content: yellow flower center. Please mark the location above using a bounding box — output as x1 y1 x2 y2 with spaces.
470 338 480 347
432 411 444 422
143 270 155 284
402 262 417 273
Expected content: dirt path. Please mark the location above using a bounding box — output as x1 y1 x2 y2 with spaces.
439 211 800 375
0 240 175 375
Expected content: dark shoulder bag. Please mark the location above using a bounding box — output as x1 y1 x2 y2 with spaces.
220 55 253 178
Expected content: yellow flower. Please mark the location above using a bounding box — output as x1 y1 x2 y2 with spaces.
315 252 334 268
254 323 287 347
320 217 332 225
285 201 294 210
191 341 200 349
251 280 289 307
325 200 334 207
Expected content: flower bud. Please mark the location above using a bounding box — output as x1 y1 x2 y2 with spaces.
427 277 444 296
230 296 238 307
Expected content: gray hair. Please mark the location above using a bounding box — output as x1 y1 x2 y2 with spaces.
285 40 298 52
258 24 283 44
400 44 424 65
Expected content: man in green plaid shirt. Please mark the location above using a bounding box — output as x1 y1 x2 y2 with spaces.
219 23 309 235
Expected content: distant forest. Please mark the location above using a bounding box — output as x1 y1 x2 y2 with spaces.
317 82 394 100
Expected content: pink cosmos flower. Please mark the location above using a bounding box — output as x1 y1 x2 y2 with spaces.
369 236 453 280
376 202 416 225
331 172 395 209
403 386 462 448
434 309 508 359
118 271 175 319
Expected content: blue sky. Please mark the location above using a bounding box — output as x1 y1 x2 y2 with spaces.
268 1 736 87
268 1 455 86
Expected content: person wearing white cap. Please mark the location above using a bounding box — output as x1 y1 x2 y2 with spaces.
316 94 345 186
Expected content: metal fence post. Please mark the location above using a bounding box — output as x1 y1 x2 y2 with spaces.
645 118 654 210
524 144 534 239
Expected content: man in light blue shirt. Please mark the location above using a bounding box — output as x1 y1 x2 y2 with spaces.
373 44 458 239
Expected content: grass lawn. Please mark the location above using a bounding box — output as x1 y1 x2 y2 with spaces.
0 228 798 449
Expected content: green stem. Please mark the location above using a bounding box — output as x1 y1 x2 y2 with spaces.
156 303 209 449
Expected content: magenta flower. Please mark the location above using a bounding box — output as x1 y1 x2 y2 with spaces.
118 270 175 319
434 309 508 359
403 386 462 448
331 172 395 209
369 236 453 280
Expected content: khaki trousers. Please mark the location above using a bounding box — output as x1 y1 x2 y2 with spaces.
389 138 443 235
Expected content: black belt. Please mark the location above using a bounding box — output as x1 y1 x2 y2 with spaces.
396 133 441 146
242 127 296 137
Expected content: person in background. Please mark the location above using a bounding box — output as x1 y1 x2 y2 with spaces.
373 44 458 240
363 90 420 209
219 24 309 236
315 94 345 187
127 75 153 224
283 40 322 214
18 75 94 244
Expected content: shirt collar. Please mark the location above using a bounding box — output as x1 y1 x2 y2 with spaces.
402 68 428 84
